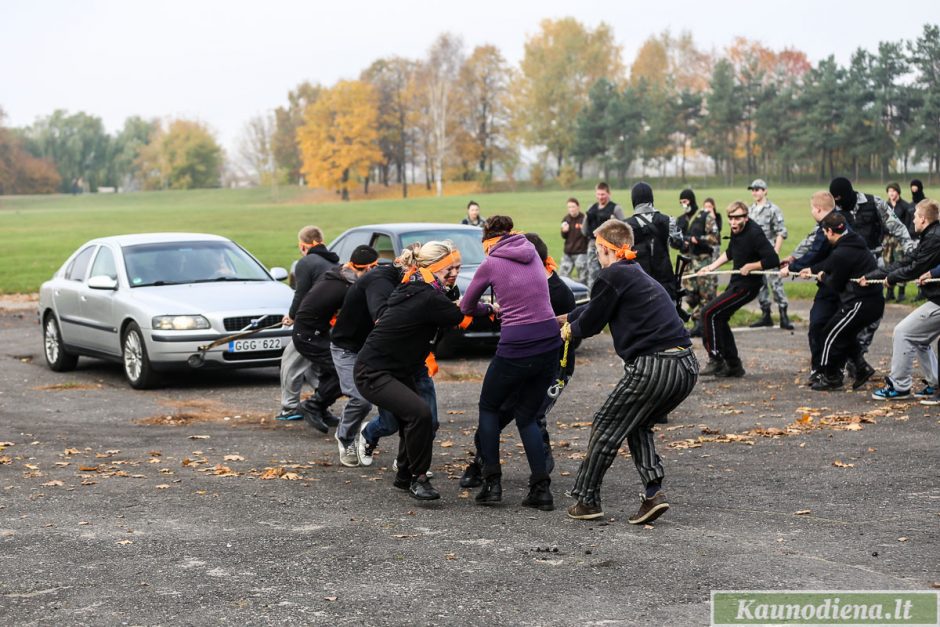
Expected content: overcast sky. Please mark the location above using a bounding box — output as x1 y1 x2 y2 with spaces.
2 0 938 154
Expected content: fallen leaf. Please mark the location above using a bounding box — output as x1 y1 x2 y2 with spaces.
393 534 417 539
223 454 245 462
188 435 210 440
63 448 80 455
155 484 170 490
324 596 337 602
79 465 98 472
832 460 854 468
898 537 909 542
440 441 454 448
41 480 64 487
282 472 301 481
116 540 133 546
25 464 39 470
794 509 811 516
444 553 457 561
446 410 465 415
643 524 655 530
78 521 90 526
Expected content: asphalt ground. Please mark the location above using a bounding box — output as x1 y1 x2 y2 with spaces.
0 301 938 625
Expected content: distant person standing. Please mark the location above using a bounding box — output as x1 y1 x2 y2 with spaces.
911 179 926 205
559 197 588 280
581 182 625 291
746 179 792 330
683 195 721 337
624 181 684 299
461 201 486 227
883 182 914 302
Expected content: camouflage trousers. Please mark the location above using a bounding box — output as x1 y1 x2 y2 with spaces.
882 236 903 266
757 272 788 308
559 253 589 283
685 254 718 320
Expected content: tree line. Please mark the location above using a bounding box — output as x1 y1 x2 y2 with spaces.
1 20 938 197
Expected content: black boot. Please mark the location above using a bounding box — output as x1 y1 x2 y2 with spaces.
459 461 483 488
886 286 895 301
851 357 876 389
716 357 745 378
700 357 726 376
689 319 703 338
475 473 502 505
299 399 328 433
749 305 773 328
811 371 844 391
521 474 554 511
896 285 906 303
778 305 794 330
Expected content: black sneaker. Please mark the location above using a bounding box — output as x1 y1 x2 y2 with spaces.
410 475 440 501
322 410 340 428
628 492 669 524
475 476 502 505
805 370 821 387
392 473 411 491
521 479 554 511
811 373 844 391
459 462 483 488
300 404 328 433
851 361 876 389
700 358 726 376
715 359 745 378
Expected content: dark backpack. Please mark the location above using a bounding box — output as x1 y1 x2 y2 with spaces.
627 212 675 296
843 193 884 251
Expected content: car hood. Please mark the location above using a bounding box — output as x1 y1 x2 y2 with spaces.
128 281 293 316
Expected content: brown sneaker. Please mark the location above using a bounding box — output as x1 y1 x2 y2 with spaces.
628 492 669 524
566 501 604 520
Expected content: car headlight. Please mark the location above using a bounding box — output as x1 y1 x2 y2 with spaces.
152 315 211 330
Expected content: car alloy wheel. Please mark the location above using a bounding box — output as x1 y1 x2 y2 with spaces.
43 314 78 372
122 322 158 389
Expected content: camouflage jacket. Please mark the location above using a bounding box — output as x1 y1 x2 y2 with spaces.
748 199 787 242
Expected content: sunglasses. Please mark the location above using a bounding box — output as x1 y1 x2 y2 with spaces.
727 214 748 220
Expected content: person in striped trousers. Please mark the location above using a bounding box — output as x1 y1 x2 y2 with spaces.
557 219 698 524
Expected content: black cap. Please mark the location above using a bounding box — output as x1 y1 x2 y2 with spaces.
350 245 379 266
631 182 654 208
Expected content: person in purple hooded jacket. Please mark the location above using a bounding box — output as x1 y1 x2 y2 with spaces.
460 216 562 511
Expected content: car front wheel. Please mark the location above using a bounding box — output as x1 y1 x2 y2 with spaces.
43 314 78 372
122 322 159 389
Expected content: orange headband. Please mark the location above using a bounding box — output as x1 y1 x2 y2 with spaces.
346 260 378 271
401 250 461 284
596 235 637 260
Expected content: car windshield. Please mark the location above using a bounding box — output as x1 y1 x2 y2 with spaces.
123 241 270 287
399 230 485 265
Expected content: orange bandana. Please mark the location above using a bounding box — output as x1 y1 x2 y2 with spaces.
482 231 522 255
345 261 378 271
596 235 637 260
544 256 558 273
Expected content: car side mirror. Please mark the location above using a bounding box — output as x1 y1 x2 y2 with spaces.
269 267 289 281
88 275 118 290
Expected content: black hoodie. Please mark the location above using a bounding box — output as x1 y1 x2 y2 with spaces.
726 219 780 289
331 264 402 353
293 265 356 343
809 231 882 303
289 244 340 319
356 279 465 378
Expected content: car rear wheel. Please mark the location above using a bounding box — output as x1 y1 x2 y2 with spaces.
122 322 159 389
43 314 78 372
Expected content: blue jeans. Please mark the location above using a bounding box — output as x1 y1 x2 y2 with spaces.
478 348 558 480
361 365 437 445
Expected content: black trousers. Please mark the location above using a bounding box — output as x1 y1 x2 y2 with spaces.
354 362 434 477
808 287 840 370
820 296 885 376
292 331 341 406
701 284 760 362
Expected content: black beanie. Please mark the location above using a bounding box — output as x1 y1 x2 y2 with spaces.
911 179 926 204
886 182 901 195
829 177 855 212
632 182 654 208
350 245 379 266
679 188 698 214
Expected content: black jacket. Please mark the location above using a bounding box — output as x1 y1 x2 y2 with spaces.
356 280 465 378
867 221 940 305
289 245 340 319
568 260 690 362
331 264 401 353
627 210 677 296
581 201 625 239
293 265 355 344
810 231 883 304
726 220 780 289
890 199 915 237
547 272 576 316
688 211 718 256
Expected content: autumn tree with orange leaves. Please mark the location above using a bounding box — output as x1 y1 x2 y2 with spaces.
297 80 382 201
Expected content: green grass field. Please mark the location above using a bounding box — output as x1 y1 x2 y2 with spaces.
0 185 835 295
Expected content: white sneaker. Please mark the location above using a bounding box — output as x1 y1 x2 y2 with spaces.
335 433 359 467
391 458 431 477
357 421 374 467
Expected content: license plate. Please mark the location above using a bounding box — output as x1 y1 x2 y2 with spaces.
228 337 283 352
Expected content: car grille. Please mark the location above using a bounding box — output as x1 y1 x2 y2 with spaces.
222 348 284 361
223 314 283 332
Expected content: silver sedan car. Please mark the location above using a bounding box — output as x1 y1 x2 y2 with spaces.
38 233 293 389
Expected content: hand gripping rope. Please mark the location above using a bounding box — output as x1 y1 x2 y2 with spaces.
548 323 572 399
